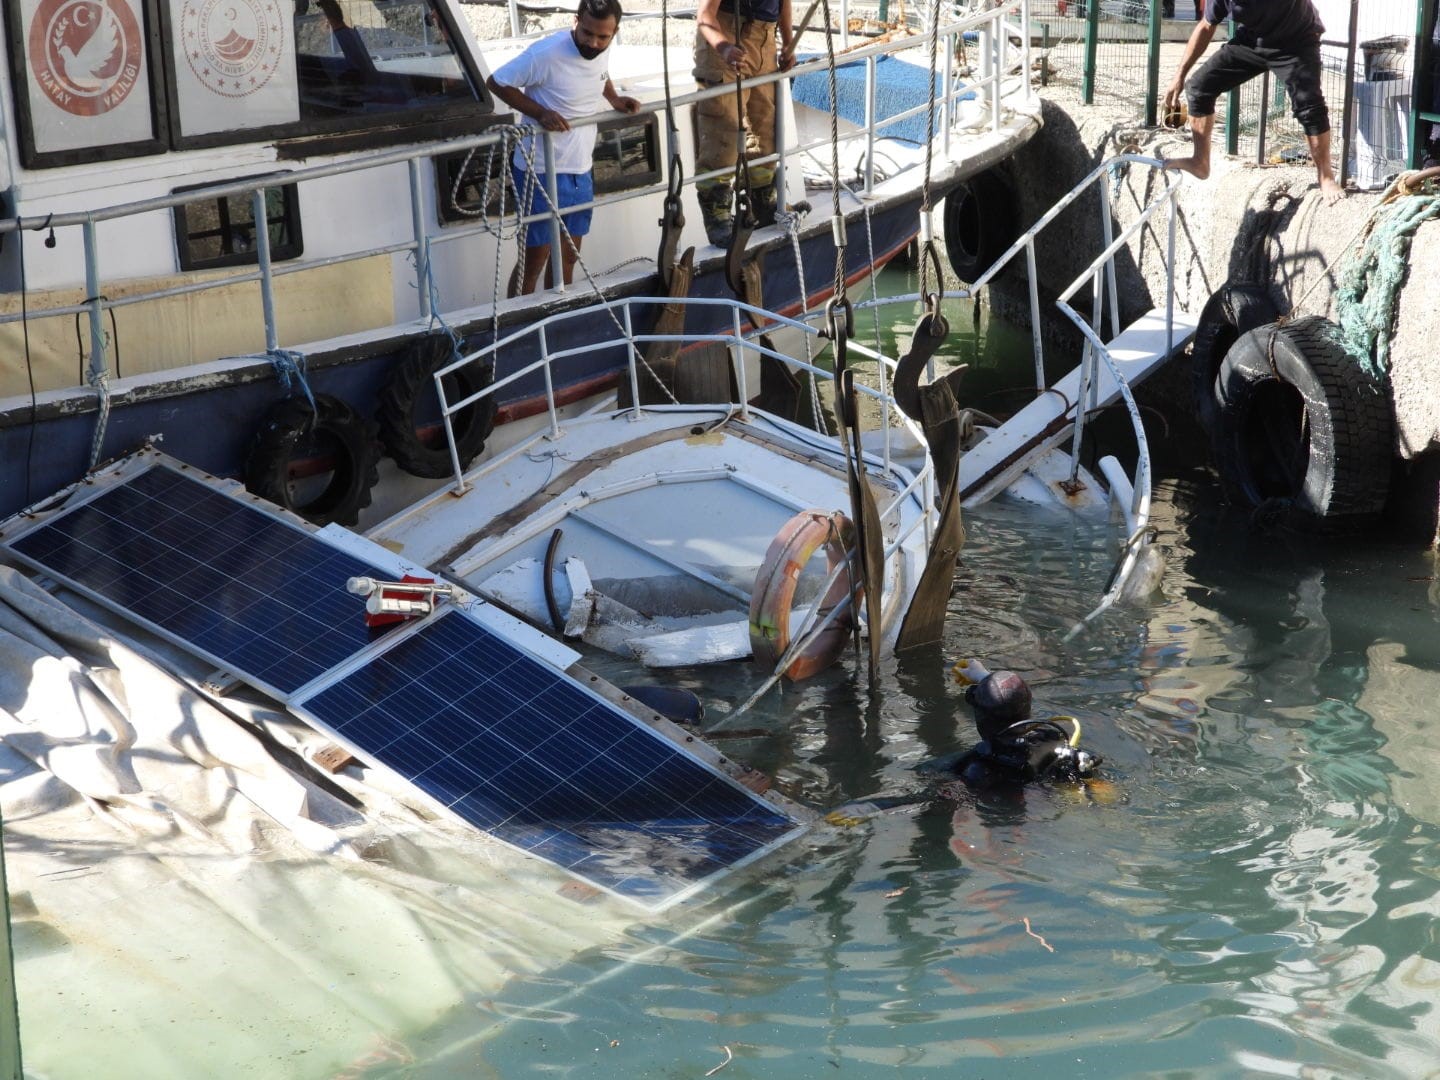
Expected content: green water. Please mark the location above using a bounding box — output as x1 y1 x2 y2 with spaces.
445 482 1440 1079
419 268 1440 1077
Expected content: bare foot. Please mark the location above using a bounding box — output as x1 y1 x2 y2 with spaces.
1319 175 1346 205
1163 155 1209 180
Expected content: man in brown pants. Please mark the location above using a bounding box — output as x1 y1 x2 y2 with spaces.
693 0 794 246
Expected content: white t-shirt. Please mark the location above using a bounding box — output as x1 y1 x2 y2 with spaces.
491 31 611 175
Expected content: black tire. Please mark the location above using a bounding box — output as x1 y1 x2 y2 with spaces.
1213 317 1393 528
1191 283 1278 446
377 336 497 479
244 393 381 527
943 169 1018 283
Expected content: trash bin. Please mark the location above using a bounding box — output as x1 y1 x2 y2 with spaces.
1350 38 1412 190
1360 36 1408 81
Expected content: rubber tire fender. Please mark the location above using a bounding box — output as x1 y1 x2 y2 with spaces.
1190 283 1278 443
943 169 1018 284
378 335 497 479
244 393 381 527
1213 316 1393 527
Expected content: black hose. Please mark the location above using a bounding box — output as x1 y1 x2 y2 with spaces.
542 527 565 633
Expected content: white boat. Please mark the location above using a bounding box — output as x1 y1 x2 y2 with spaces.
0 0 1043 525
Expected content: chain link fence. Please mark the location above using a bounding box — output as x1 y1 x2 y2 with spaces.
1023 0 1424 189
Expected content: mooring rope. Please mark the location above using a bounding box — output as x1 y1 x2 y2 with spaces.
1333 187 1440 382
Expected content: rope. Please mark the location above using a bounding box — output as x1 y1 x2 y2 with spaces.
422 239 466 368
777 204 826 431
1332 189 1440 382
917 0 942 302
85 368 112 471
818 0 845 301
265 348 317 412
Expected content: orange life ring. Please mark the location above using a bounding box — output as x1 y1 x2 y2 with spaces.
749 510 859 681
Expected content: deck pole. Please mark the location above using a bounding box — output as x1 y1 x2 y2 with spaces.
81 219 108 382
543 134 565 293
0 811 21 1080
250 191 280 354
409 158 433 321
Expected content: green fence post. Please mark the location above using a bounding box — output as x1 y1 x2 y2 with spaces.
1082 0 1101 104
0 815 22 1080
1410 0 1432 168
1145 0 1162 127
1225 87 1240 155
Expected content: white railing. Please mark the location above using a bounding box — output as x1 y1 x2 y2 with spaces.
428 289 940 686
0 2 1033 396
850 156 1187 619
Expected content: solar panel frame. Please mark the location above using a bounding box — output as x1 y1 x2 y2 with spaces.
292 607 806 911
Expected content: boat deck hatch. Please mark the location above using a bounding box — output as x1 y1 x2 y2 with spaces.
3 458 804 910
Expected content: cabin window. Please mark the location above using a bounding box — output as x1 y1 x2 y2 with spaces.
592 113 660 195
173 178 303 271
435 113 660 226
292 0 480 122
435 143 510 223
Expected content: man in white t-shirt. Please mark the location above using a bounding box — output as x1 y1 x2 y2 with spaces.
487 0 641 294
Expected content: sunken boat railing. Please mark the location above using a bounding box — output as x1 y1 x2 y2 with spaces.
428 291 940 652
0 1 1033 408
853 155 1186 625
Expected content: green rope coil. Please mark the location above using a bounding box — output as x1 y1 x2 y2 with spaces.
1333 187 1440 383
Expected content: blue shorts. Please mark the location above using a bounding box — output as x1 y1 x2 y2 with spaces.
512 167 594 248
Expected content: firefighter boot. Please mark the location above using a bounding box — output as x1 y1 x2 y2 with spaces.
697 181 734 247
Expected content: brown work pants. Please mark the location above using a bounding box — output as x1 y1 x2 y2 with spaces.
693 18 779 185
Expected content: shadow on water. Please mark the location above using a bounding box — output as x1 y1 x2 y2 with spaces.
406 295 1440 1078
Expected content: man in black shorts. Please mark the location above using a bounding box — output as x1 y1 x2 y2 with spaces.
1164 0 1344 203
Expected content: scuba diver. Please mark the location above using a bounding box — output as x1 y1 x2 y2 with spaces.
826 662 1105 826
939 662 1102 786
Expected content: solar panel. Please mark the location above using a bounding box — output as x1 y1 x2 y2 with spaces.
6 458 804 907
296 610 802 908
8 465 395 697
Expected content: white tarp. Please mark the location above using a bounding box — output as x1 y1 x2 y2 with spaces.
0 564 633 1077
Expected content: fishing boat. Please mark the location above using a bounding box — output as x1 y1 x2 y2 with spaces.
0 0 1043 525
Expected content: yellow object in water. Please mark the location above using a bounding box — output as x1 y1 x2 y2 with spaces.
950 658 991 686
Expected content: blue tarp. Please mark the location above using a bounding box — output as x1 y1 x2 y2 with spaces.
790 54 976 146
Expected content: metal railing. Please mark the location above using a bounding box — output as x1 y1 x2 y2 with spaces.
851 155 1184 618
430 154 1185 631
426 289 938 674
0 2 1033 400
